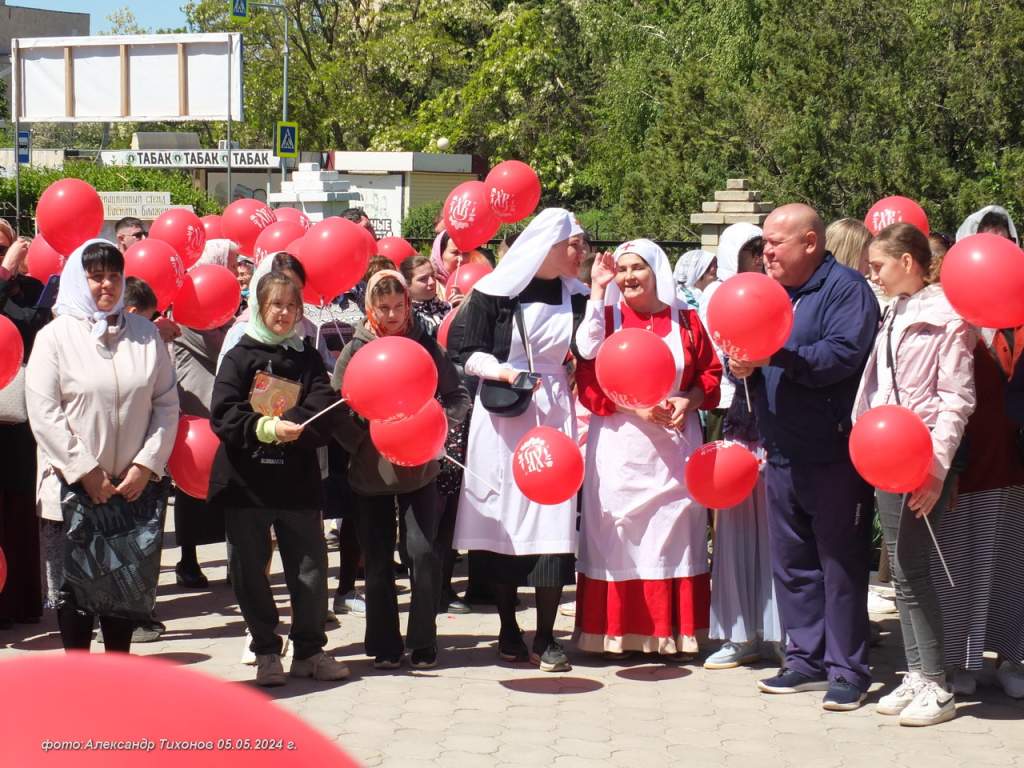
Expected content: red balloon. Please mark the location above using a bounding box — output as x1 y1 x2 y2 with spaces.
443 181 501 252
437 309 457 350
25 235 66 282
200 214 224 241
444 261 493 300
222 198 276 258
370 399 448 467
35 178 104 255
595 328 677 409
123 239 185 312
706 272 794 361
512 426 585 505
940 233 1024 328
376 237 418 266
0 653 359 767
850 405 933 494
167 415 219 500
172 265 241 331
299 217 372 301
253 220 307 265
148 208 207 268
685 441 760 509
272 206 312 231
0 316 23 390
486 160 542 223
0 546 6 593
864 196 929 236
341 336 438 422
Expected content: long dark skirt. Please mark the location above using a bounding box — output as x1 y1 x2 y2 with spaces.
173 488 226 547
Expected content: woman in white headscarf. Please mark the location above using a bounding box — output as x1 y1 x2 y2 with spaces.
955 204 1018 243
452 208 587 673
573 239 722 659
673 249 716 309
26 239 179 653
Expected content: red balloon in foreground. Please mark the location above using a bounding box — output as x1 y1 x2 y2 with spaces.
437 309 458 350
0 653 358 767
167 415 220 500
35 178 104 255
444 261 493 300
486 160 542 223
222 198 276 258
341 336 438 422
26 235 65 282
512 426 584 505
123 239 185 312
864 195 929 236
444 181 501 252
252 220 307 265
200 214 224 241
685 441 760 509
272 206 311 231
850 405 933 494
376 237 418 266
0 316 24 390
706 272 793 361
0 546 6 593
370 399 448 467
148 208 207 268
595 328 677 409
299 217 372 301
940 233 1024 328
173 265 241 331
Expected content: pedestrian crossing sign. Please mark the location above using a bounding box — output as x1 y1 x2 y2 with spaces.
231 0 248 19
276 122 299 159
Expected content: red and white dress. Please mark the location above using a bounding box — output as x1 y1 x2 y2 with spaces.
574 301 722 654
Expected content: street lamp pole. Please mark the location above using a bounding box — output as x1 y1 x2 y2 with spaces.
252 1 290 183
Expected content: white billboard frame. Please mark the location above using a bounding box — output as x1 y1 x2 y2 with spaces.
10 33 243 124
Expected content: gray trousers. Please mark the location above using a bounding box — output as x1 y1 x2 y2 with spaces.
225 506 328 661
876 473 956 678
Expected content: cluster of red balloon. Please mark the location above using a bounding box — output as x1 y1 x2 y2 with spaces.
685 441 760 509
342 337 445 466
443 160 542 251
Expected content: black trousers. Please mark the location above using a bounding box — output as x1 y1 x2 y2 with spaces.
355 483 443 657
225 506 328 661
57 600 133 652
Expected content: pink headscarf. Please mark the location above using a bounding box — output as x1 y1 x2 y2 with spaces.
430 231 451 283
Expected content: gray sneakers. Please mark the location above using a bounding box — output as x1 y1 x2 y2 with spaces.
255 653 287 687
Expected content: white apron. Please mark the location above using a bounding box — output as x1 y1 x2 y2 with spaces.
454 283 578 556
578 304 708 581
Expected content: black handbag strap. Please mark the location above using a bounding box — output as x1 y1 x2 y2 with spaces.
883 306 902 407
513 301 533 373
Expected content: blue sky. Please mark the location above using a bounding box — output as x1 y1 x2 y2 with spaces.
12 1 190 33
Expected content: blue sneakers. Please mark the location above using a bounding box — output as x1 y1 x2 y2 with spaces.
822 677 868 711
757 668 830 694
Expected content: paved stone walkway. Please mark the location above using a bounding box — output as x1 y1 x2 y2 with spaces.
3 527 1023 767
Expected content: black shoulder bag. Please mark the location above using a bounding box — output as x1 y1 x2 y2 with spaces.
479 302 535 417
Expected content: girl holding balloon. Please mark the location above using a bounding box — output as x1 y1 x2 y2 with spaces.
332 270 470 670
573 239 722 660
852 222 976 726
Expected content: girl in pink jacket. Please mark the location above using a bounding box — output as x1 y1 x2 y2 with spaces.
853 222 976 727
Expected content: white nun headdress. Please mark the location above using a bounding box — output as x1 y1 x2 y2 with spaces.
52 238 126 340
956 205 1018 243
472 208 584 298
605 238 680 309
673 248 716 291
716 223 763 281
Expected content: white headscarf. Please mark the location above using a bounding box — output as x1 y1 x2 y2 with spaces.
195 238 238 268
53 238 126 340
674 249 716 291
716 223 763 281
605 238 680 310
472 207 585 297
956 205 1019 243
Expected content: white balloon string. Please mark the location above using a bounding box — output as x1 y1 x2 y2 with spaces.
300 397 347 428
902 492 955 589
744 378 752 412
443 452 500 495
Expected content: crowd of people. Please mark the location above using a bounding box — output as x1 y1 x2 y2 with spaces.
1 197 1022 729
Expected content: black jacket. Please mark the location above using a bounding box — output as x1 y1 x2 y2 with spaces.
208 335 339 510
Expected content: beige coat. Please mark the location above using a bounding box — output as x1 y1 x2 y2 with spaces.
26 313 179 521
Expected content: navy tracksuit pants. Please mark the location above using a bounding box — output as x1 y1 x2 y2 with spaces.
765 459 874 692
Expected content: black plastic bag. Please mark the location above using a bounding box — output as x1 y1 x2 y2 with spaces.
59 477 170 622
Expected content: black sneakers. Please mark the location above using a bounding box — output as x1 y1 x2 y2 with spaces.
531 640 571 673
410 647 438 669
757 668 830 694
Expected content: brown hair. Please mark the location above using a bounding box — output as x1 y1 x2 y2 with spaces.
257 272 304 321
363 255 394 283
825 218 872 273
368 274 407 305
399 254 432 283
871 222 932 279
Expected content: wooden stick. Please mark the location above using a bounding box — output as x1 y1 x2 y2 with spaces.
443 453 500 495
300 397 347 428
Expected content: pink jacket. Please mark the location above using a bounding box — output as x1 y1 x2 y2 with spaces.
853 284 977 482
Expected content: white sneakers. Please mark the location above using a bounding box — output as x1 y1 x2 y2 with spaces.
241 629 290 666
877 673 955 726
867 591 898 615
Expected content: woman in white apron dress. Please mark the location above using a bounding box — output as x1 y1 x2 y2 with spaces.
574 239 723 658
453 208 589 672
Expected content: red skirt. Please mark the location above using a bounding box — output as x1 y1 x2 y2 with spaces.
575 573 710 654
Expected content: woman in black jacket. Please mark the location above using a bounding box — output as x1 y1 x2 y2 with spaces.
210 271 348 687
332 269 470 670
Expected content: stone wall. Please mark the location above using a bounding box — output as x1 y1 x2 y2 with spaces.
689 179 773 254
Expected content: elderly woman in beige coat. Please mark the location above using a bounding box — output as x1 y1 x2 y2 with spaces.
26 239 178 653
